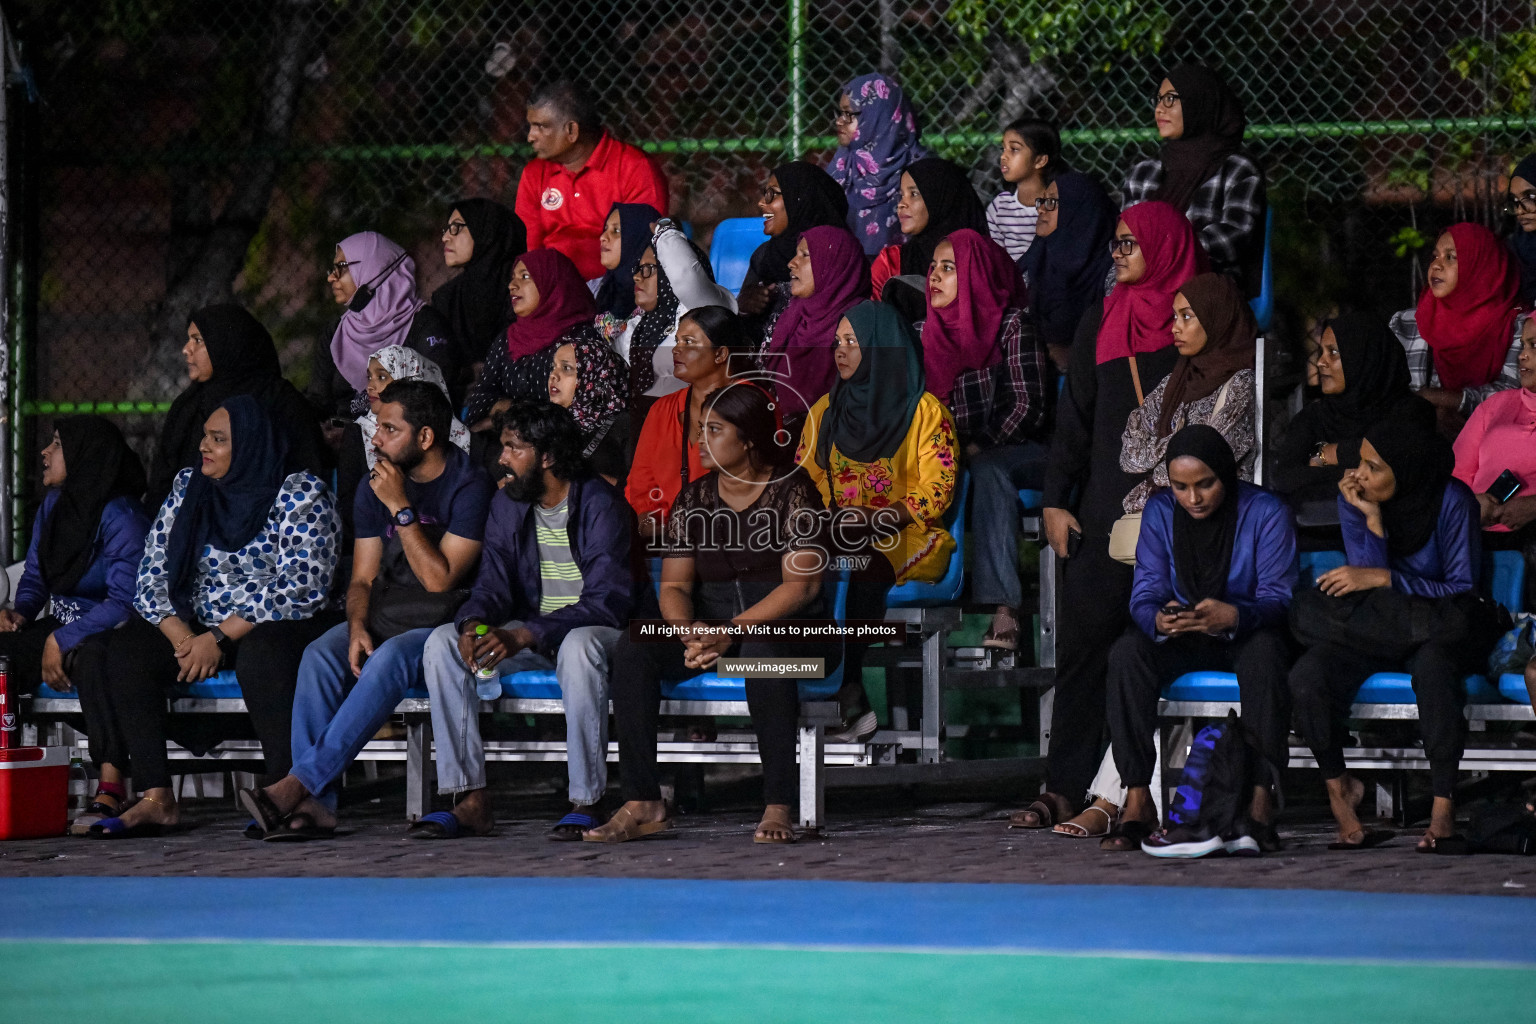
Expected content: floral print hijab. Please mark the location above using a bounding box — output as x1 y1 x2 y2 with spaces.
830 72 929 256
355 345 471 469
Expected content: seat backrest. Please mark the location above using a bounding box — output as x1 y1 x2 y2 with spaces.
1297 550 1345 582
1249 208 1274 332
1483 548 1526 614
708 217 766 295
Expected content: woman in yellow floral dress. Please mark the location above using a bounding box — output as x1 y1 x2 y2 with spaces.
796 300 958 737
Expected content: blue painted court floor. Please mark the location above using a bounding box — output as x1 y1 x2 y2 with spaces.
2 876 1533 1022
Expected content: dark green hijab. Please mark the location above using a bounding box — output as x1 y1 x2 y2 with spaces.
815 300 925 468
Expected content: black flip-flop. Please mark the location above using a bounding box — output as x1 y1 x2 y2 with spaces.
87 817 190 840
237 787 285 834
1417 832 1471 855
264 811 336 843
1328 829 1396 851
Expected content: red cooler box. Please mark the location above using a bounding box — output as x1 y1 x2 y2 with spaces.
0 746 69 839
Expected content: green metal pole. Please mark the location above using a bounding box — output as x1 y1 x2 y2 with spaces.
788 0 806 159
9 254 24 562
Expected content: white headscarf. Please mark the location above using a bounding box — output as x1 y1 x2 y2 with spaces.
355 345 471 469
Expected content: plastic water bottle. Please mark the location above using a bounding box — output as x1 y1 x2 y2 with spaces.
473 624 502 701
67 757 90 816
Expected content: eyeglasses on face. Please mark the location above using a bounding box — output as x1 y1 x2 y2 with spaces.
1155 91 1181 109
1504 191 1536 215
759 185 784 203
443 221 469 236
632 261 661 280
328 260 360 278
834 109 860 124
1109 238 1139 256
1034 196 1060 212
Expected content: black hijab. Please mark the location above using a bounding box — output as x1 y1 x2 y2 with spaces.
430 198 526 360
898 157 988 276
1363 419 1455 560
1315 311 1422 440
39 417 146 595
816 301 924 468
163 394 290 622
153 304 285 502
1166 424 1241 604
1018 171 1117 350
1156 64 1247 212
594 202 663 320
749 162 849 286
1510 154 1536 305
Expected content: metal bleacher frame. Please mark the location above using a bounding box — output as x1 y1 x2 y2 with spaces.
1152 550 1533 820
23 568 883 831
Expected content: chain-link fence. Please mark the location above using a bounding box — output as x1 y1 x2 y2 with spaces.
8 0 1536 546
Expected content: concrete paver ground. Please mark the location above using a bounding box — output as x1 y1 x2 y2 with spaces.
5 768 1533 896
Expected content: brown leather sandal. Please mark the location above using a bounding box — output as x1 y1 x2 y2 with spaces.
583 805 673 844
1007 792 1074 829
753 807 798 845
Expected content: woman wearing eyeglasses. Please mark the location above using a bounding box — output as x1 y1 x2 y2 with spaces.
431 199 526 379
1507 156 1536 305
1015 201 1205 833
309 232 457 534
736 162 849 345
612 220 736 424
1121 64 1265 297
829 72 929 256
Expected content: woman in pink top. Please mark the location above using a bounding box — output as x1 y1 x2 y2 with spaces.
1452 315 1536 549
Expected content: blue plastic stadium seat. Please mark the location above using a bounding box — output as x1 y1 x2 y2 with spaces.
501 575 849 703
1483 549 1525 614
34 682 74 700
1297 550 1346 580
1498 673 1531 704
1164 670 1239 702
887 470 970 609
177 670 243 699
709 217 766 296
1249 209 1274 332
1017 488 1044 511
1355 672 1501 704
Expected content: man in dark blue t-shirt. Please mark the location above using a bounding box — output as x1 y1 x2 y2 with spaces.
239 380 494 840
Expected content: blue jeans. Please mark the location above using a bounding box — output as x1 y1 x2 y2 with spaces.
969 442 1049 608
289 622 433 811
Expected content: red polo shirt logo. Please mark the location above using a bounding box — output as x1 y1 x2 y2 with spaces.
541 187 564 211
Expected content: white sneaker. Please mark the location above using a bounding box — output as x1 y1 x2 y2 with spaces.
1141 827 1225 858
826 710 878 743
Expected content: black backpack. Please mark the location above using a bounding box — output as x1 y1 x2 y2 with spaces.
1166 710 1280 840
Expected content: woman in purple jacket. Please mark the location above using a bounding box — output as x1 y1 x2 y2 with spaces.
1290 419 1482 853
1057 425 1295 853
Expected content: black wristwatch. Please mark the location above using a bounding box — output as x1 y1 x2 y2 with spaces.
208 625 232 653
393 506 418 528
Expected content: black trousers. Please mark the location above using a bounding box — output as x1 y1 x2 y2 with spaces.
1289 639 1469 799
95 613 339 790
612 635 841 806
1106 625 1293 789
0 615 64 694
1047 536 1136 806
839 555 896 698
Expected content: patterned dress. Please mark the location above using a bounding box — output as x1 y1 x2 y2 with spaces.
135 468 340 626
796 391 958 584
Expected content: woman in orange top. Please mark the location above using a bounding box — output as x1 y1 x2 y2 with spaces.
625 305 743 543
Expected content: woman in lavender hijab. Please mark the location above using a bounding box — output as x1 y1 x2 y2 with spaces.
830 72 929 256
308 231 459 431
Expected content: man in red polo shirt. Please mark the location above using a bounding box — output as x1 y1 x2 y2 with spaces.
515 79 670 283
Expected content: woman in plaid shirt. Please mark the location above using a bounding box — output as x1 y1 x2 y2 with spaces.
1122 63 1266 298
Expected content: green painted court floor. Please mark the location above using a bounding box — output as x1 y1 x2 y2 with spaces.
4 943 1530 1023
